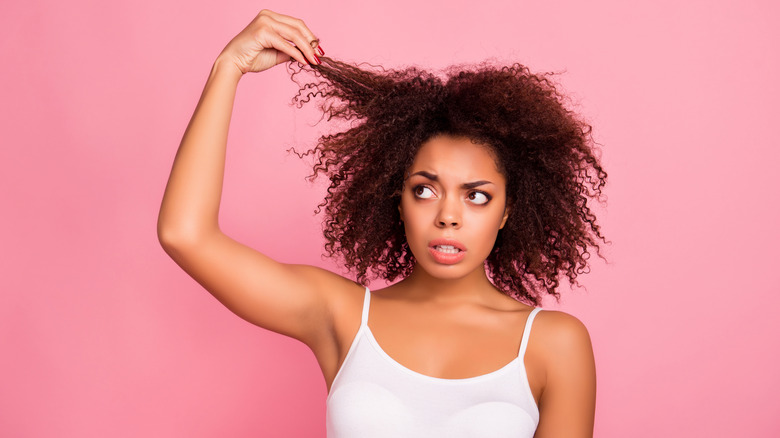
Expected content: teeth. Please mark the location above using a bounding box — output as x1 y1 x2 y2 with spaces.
435 245 460 254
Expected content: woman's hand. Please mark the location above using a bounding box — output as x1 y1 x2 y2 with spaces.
216 9 324 76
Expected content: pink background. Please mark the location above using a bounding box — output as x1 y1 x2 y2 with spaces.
2 0 778 436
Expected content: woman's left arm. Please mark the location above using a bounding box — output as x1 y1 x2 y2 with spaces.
532 311 597 438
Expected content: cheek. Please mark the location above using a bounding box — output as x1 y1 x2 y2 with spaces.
399 196 427 227
399 202 431 251
401 210 426 240
466 209 505 245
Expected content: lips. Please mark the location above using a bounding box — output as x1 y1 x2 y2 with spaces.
428 238 466 264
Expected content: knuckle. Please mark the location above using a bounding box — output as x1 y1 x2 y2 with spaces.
255 15 274 29
256 26 274 40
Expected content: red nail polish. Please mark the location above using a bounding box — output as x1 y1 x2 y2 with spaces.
314 54 321 64
317 45 325 56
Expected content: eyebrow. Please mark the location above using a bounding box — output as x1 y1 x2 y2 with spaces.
408 171 493 189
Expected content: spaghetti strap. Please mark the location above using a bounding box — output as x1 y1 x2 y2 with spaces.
360 287 371 327
518 308 542 359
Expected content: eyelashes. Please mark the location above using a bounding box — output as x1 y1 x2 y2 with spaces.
413 185 435 199
412 185 492 205
467 191 491 205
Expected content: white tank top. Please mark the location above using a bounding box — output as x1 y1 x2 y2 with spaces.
326 288 541 437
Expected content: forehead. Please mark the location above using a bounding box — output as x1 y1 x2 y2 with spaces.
409 135 504 181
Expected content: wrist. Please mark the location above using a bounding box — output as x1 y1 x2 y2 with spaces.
211 55 244 83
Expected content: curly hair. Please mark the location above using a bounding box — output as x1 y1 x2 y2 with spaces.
288 57 607 305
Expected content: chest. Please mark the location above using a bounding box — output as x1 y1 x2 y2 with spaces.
367 306 527 380
327 317 539 438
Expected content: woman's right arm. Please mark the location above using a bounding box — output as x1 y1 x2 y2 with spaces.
157 10 357 350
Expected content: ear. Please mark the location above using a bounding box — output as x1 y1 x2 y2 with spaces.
398 202 404 222
499 204 510 229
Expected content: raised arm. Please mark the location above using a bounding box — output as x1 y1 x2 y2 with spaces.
157 10 357 352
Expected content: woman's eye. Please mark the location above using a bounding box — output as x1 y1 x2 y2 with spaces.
414 186 435 199
467 191 490 205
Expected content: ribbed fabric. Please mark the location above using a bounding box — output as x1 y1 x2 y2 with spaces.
327 288 541 438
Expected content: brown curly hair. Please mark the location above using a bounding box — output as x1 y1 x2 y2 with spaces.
288 57 607 305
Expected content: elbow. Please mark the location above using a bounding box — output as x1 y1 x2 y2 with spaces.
156 216 210 255
157 222 181 253
157 220 186 256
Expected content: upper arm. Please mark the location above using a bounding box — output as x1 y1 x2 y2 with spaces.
531 311 596 438
159 229 359 348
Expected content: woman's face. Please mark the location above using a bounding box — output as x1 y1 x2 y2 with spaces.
399 135 509 281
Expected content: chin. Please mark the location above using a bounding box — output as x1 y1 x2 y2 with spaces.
414 260 485 282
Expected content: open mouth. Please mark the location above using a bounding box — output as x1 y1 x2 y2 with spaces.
428 239 466 264
433 244 461 254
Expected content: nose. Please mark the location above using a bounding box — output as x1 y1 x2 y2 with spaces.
436 196 461 228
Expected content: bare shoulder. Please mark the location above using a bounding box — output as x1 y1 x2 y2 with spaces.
286 264 365 318
287 267 364 387
285 264 362 294
285 264 366 316
525 311 595 393
529 310 594 378
531 310 593 354
527 310 596 437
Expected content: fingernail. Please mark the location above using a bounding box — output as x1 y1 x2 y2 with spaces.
317 45 325 56
314 54 321 64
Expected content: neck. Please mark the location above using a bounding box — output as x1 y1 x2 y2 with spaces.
399 264 500 304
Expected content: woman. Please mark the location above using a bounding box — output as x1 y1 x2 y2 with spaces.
158 9 605 437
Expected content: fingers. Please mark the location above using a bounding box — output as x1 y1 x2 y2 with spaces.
257 9 322 65
222 9 324 74
259 28 308 66
261 10 319 48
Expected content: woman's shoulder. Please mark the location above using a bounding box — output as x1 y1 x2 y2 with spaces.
532 309 589 333
526 309 596 433
283 264 366 320
528 309 594 367
286 264 365 295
